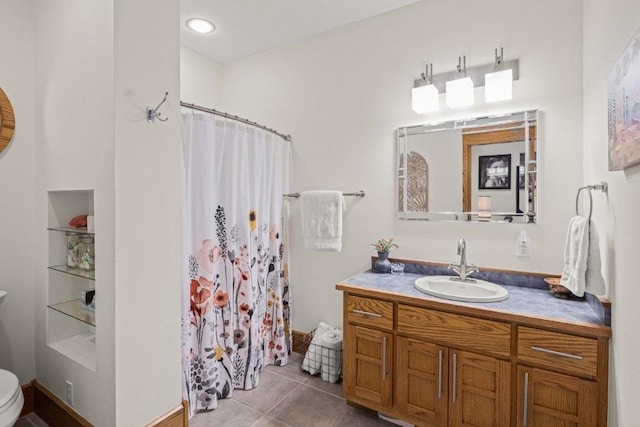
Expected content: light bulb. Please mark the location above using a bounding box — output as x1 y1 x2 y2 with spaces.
485 69 513 103
412 84 439 113
446 77 474 108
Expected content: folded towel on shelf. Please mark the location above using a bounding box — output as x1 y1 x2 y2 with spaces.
560 216 606 297
301 322 333 375
320 329 343 383
300 191 345 252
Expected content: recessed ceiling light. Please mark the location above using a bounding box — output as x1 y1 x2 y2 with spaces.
186 18 215 34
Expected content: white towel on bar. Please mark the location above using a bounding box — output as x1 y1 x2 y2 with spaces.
300 191 345 252
560 216 606 297
585 220 606 295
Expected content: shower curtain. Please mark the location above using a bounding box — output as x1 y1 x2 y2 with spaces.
181 112 291 415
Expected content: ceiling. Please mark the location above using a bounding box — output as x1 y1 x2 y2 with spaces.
180 0 421 64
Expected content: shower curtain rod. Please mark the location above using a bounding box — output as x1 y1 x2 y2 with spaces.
180 101 292 142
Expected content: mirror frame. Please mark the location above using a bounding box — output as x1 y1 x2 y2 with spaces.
0 87 15 154
397 110 538 223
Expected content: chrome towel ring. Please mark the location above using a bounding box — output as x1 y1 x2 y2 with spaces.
575 181 608 221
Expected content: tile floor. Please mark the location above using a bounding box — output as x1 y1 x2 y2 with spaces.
14 413 49 427
14 353 398 427
190 352 396 427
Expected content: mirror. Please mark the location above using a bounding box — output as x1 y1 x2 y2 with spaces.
0 86 16 154
397 110 538 223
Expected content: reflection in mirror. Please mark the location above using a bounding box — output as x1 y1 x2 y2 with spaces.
397 110 538 223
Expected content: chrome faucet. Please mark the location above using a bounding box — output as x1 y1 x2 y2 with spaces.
448 238 479 282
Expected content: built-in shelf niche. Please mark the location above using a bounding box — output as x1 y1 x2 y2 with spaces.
47 189 96 371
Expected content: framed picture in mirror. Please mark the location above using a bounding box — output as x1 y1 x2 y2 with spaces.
478 154 511 190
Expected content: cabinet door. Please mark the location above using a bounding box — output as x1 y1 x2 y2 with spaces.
343 324 393 408
517 366 597 427
396 337 448 427
449 350 511 427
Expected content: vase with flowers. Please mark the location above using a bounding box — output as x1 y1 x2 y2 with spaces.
371 237 398 273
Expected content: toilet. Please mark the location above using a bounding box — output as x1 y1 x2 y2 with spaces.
0 370 23 427
0 291 25 427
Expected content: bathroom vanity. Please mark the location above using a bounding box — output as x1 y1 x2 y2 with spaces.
336 261 611 427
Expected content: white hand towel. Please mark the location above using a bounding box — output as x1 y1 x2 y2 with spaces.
560 216 589 296
320 329 343 383
560 216 592 297
301 322 333 375
585 220 606 295
300 191 345 252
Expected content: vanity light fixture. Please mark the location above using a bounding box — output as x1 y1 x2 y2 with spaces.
186 18 216 34
410 49 519 113
446 56 474 108
485 48 513 103
412 63 439 113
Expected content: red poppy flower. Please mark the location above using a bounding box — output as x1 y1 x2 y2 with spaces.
190 279 212 316
214 290 229 307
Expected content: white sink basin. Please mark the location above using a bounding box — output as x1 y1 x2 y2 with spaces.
414 275 508 303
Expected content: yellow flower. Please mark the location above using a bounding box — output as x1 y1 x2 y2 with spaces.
249 210 257 232
213 346 224 360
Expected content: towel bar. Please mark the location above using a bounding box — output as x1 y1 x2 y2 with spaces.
575 181 607 221
284 191 365 198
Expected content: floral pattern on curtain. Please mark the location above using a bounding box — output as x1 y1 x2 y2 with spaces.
181 113 291 415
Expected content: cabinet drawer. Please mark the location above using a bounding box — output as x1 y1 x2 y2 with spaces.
517 326 598 377
397 305 511 358
346 295 393 331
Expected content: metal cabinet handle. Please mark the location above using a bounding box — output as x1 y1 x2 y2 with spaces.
382 336 387 380
352 309 382 318
437 350 443 398
523 371 529 426
452 353 457 403
531 346 583 360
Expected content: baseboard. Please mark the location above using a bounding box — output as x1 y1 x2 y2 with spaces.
21 382 34 417
145 401 188 427
292 329 311 355
32 380 92 427
29 380 188 427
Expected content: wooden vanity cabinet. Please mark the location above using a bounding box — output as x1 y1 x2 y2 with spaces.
340 290 610 427
343 295 394 410
516 326 604 427
396 304 511 427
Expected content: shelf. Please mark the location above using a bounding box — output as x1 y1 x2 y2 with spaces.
48 265 95 281
47 226 94 235
48 299 96 327
48 332 96 371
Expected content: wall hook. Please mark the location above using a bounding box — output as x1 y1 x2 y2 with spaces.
146 92 169 123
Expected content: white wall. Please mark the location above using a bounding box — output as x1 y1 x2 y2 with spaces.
216 0 584 331
180 47 224 108
30 0 182 425
33 0 116 424
0 0 36 385
406 129 462 212
114 0 182 425
583 1 640 425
